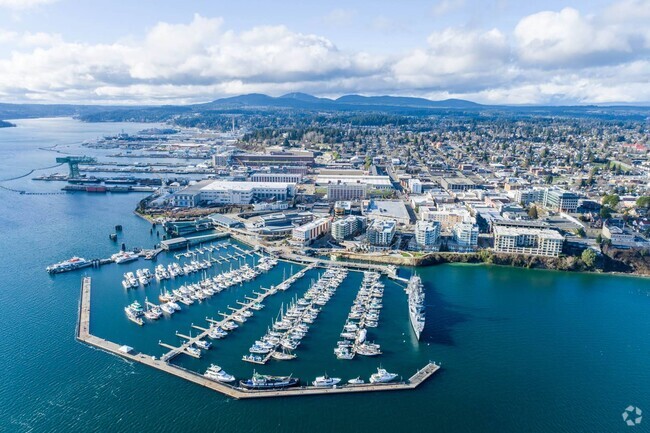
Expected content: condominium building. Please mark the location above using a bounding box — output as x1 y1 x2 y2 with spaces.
291 218 331 245
420 207 471 230
366 219 396 250
452 222 479 250
493 226 564 257
512 188 546 206
408 179 423 194
331 216 367 241
415 220 441 250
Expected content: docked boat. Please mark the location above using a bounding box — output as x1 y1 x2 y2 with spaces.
369 368 398 384
196 340 212 350
46 256 90 274
111 251 139 264
312 374 341 387
407 275 425 340
204 365 235 383
239 372 299 390
186 346 201 357
271 350 297 361
348 377 364 384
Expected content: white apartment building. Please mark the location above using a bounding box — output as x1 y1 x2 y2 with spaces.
420 206 472 230
415 220 441 250
331 216 366 241
292 218 331 245
493 226 564 257
453 222 479 250
366 219 396 250
408 179 423 194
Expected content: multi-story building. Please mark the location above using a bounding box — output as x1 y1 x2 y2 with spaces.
420 206 471 230
452 222 479 251
543 188 580 213
173 180 295 207
327 183 368 201
408 179 423 194
291 218 331 245
250 173 303 183
366 219 396 251
512 188 546 206
493 226 564 257
415 220 441 250
331 216 367 241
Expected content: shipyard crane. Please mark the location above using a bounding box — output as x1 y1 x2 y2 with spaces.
55 156 97 179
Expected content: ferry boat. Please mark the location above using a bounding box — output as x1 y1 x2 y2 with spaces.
111 251 139 264
239 372 299 390
369 368 398 384
46 256 90 273
407 275 425 340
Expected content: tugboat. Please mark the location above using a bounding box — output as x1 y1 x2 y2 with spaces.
239 371 299 389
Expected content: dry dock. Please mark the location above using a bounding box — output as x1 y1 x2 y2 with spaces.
77 276 440 399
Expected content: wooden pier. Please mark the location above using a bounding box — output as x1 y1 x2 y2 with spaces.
76 276 440 400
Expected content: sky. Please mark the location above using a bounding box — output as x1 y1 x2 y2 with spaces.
0 0 648 105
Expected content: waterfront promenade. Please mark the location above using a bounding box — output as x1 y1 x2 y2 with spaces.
77 276 440 399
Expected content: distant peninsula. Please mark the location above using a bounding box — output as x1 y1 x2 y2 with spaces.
0 120 16 128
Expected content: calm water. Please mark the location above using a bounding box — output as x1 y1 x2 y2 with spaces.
0 119 649 433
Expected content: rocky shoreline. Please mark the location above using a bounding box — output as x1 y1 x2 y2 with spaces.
333 248 650 277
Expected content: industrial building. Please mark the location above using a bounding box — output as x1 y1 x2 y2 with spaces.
173 180 296 207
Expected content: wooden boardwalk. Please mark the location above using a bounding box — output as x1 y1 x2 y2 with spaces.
76 276 440 400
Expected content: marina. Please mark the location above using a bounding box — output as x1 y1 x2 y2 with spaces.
77 275 441 399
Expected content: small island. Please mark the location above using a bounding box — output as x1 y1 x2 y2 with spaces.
0 120 16 128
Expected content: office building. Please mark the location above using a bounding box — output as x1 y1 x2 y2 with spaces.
543 188 580 213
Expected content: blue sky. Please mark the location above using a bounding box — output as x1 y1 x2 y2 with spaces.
0 0 648 104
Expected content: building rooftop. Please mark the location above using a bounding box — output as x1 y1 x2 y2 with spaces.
493 225 565 240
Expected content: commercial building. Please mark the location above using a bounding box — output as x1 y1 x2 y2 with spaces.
315 175 393 190
260 212 313 227
331 216 367 241
493 226 564 257
440 177 476 192
173 180 296 207
364 200 411 225
250 173 303 183
543 188 580 213
452 222 479 251
415 220 441 250
420 206 471 230
512 188 546 206
292 218 331 245
366 219 396 251
327 182 368 201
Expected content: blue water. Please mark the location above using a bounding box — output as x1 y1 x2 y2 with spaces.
0 119 649 433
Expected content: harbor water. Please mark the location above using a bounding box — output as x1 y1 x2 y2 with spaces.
0 119 649 433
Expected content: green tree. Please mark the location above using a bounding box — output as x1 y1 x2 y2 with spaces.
602 194 620 208
528 205 538 219
595 233 603 244
581 249 597 268
600 206 613 219
636 196 650 210
545 174 554 185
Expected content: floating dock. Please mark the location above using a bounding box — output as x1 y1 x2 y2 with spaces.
77 275 440 399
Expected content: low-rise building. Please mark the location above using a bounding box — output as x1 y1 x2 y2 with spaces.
173 180 295 207
292 218 331 245
493 226 564 257
364 200 411 225
250 173 303 183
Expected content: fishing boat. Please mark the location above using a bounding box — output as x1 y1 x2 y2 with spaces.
239 372 299 390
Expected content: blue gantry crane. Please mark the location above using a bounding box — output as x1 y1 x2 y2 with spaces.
55 156 97 179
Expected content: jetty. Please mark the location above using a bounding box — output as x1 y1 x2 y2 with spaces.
77 276 440 400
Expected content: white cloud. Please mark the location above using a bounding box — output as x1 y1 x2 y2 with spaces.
322 8 356 26
0 0 57 10
393 27 511 90
514 6 649 68
432 0 466 17
0 5 649 105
